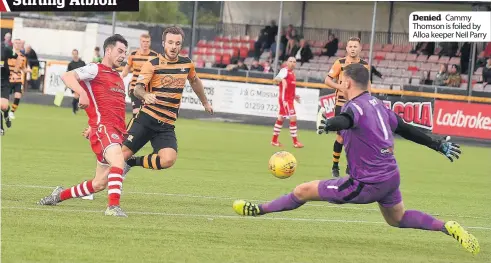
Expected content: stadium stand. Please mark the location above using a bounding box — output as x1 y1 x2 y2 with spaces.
190 33 490 93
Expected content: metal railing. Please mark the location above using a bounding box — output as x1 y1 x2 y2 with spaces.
195 67 491 102
215 23 412 46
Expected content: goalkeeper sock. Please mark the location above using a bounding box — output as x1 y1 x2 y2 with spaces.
399 210 445 232
259 193 305 215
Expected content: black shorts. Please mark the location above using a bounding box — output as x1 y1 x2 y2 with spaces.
11 83 22 94
1 82 21 99
129 89 142 111
123 111 178 154
1 81 10 99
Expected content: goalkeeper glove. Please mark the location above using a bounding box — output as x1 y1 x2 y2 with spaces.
435 136 461 162
316 107 327 135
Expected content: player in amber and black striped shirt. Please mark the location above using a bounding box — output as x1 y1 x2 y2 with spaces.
5 39 30 120
121 33 158 119
1 43 19 134
324 37 370 178
120 26 213 175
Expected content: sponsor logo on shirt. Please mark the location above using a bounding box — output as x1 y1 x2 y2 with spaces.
380 147 394 155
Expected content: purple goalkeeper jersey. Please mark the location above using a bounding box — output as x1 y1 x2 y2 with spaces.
340 92 399 183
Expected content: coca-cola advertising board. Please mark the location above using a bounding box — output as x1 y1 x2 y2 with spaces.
318 94 434 131
433 100 491 140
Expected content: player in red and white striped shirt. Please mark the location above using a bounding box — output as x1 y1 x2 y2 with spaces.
271 56 303 148
37 35 129 217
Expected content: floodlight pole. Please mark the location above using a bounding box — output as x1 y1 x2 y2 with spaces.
111 12 116 35
368 1 377 76
190 1 198 58
273 1 284 76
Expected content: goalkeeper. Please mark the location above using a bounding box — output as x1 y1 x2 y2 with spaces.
232 63 479 255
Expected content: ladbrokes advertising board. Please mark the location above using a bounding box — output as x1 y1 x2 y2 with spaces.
433 100 491 140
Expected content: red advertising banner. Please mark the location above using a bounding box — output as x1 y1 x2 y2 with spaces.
433 100 491 140
318 93 337 119
318 94 434 131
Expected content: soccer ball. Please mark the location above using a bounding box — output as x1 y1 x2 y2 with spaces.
268 151 297 179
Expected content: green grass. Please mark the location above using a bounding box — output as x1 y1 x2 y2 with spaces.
2 104 490 263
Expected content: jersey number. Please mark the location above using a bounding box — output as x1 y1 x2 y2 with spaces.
376 109 389 140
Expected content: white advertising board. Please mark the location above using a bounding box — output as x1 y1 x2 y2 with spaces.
180 79 320 122
43 61 132 103
43 61 320 121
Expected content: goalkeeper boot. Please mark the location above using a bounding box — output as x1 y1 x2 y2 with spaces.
38 186 63 206
105 206 128 217
445 221 480 255
233 200 261 216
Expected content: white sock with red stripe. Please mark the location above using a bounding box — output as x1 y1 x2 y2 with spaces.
107 167 123 207
272 119 283 142
290 121 298 143
60 180 95 201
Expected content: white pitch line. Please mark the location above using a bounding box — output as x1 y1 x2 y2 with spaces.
2 206 491 231
2 184 489 221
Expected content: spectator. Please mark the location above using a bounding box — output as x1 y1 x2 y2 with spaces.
4 32 12 47
92 47 102 63
67 49 86 114
266 20 278 49
412 42 435 55
475 51 487 69
279 30 288 53
445 64 461 87
285 39 297 58
433 63 448 86
285 24 294 41
439 42 458 57
20 40 25 54
482 57 491 88
270 36 285 61
24 44 40 90
290 28 300 42
24 44 38 67
292 39 313 65
236 59 248 71
322 34 339 57
456 42 471 74
254 29 269 59
263 61 274 73
250 59 264 72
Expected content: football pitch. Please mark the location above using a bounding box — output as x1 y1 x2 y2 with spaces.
2 104 490 263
